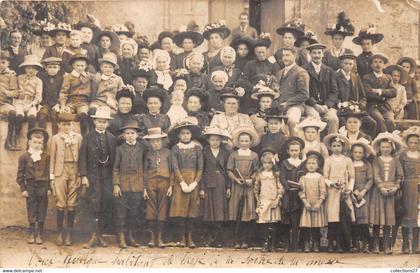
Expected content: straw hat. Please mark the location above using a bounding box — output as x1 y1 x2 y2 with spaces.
372 131 403 153
143 127 168 139
397 57 417 74
19 55 43 69
296 117 327 131
350 138 374 157
90 107 113 120
323 133 350 152
203 20 231 40
369 52 389 64
276 18 305 38
168 117 202 144
98 52 119 69
201 126 231 140
384 64 409 84
352 25 384 45
402 126 420 144
231 126 260 148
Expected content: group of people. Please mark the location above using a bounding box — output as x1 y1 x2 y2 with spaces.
1 10 419 254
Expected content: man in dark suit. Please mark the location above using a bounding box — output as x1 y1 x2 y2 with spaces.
302 43 339 134
275 47 309 136
363 53 396 134
4 30 29 72
231 12 258 41
79 107 117 248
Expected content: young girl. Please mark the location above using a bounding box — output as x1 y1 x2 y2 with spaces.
227 126 260 249
370 132 404 254
323 133 355 253
254 151 284 252
384 65 408 120
399 127 420 254
349 139 374 253
168 117 203 248
296 117 329 159
201 126 231 247
298 151 327 253
166 89 188 127
279 137 305 252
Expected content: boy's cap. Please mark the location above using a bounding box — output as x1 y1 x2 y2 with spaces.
41 57 62 65
120 120 140 132
69 53 89 65
27 127 49 142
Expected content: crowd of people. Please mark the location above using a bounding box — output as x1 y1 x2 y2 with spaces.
1 9 419 255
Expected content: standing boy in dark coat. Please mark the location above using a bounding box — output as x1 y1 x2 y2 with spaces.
16 128 50 244
113 120 145 248
79 107 117 248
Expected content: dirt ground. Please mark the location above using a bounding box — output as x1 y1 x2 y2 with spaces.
0 227 419 268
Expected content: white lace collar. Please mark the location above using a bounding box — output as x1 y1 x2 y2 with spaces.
28 148 43 162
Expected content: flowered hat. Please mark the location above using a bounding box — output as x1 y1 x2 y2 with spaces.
350 137 374 157
402 126 420 144
323 133 350 152
111 24 134 38
337 101 367 119
47 22 72 36
276 18 305 37
201 125 231 140
352 24 384 45
254 32 272 48
294 30 318 47
372 131 403 153
324 12 355 37
296 116 327 131
262 107 288 121
203 20 231 40
250 77 280 100
168 117 202 144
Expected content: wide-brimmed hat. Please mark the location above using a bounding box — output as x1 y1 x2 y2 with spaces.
143 127 168 139
157 31 174 43
296 117 327 131
173 31 204 48
384 64 409 84
143 86 167 103
168 117 202 144
231 126 260 148
116 88 135 102
294 30 318 47
324 12 355 37
230 36 254 50
131 68 153 80
397 57 417 75
372 132 403 153
73 20 101 33
263 107 287 121
120 120 140 132
19 55 43 69
94 30 120 51
98 52 119 69
111 24 134 38
185 87 208 105
41 57 62 65
203 20 231 40
305 150 324 167
352 25 384 45
27 127 49 142
276 18 305 37
369 53 388 64
90 107 113 120
337 101 368 119
47 22 72 36
402 126 420 144
350 138 374 157
202 126 231 140
306 43 326 52
323 133 350 151
219 87 242 101
69 53 89 65
250 85 280 100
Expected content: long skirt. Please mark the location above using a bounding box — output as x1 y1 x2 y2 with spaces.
228 182 256 222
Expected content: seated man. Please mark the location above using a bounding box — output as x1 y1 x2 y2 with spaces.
302 43 339 134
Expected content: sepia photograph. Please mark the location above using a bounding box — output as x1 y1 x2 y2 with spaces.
0 0 419 270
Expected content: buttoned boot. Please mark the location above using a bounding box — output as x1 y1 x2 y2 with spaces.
127 229 140 247
402 227 410 254
35 222 44 244
65 210 75 246
118 227 127 249
27 223 35 244
56 210 65 246
156 221 164 248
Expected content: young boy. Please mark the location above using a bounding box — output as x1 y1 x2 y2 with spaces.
11 55 43 150
79 107 117 248
0 50 18 150
59 54 94 135
16 128 50 244
62 30 88 73
112 120 145 248
143 127 172 248
49 114 83 246
90 52 125 114
363 53 397 134
37 57 64 135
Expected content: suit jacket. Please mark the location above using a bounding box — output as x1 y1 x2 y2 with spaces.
16 151 50 192
78 130 117 180
231 25 258 41
50 133 83 179
302 62 339 108
112 142 144 192
276 64 309 108
363 72 396 111
336 70 367 108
